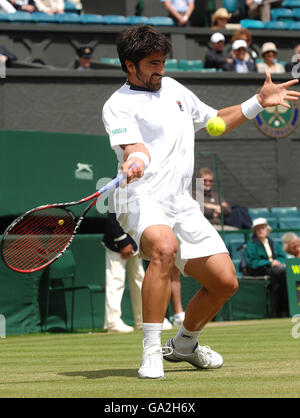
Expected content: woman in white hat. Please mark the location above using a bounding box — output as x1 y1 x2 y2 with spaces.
257 42 285 74
244 217 289 317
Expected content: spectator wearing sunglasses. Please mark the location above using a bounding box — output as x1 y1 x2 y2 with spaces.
222 40 257 73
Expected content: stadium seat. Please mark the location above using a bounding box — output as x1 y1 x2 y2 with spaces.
240 19 264 29
264 21 288 30
270 207 300 218
100 57 121 66
228 239 245 260
278 217 300 229
64 0 79 12
33 12 57 23
128 16 150 25
43 249 105 333
148 16 175 26
8 11 33 22
55 13 81 24
248 208 270 220
265 217 278 230
223 0 238 13
0 13 10 22
80 14 104 24
292 8 300 19
282 0 300 7
165 59 179 70
102 15 130 25
201 68 217 72
288 21 300 29
178 60 204 71
271 8 294 21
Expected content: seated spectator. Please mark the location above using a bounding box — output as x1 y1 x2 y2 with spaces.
285 44 300 76
282 232 300 258
222 40 257 73
0 44 17 67
244 217 289 317
204 32 232 70
257 42 285 74
8 0 35 12
211 7 232 30
73 46 95 70
198 168 232 230
33 0 64 14
161 0 194 27
230 28 259 62
0 0 16 12
245 0 282 22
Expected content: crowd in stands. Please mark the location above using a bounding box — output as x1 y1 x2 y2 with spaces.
0 0 81 14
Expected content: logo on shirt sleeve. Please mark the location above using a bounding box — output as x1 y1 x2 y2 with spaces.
112 128 127 135
176 101 184 112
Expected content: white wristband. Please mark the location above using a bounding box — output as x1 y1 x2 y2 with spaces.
127 152 150 169
241 94 264 120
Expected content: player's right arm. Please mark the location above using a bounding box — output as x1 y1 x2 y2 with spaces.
121 143 151 183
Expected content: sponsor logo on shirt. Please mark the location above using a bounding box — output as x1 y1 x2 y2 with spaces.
176 101 184 112
112 128 127 135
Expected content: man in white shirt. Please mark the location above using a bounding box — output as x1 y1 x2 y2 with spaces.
102 25 300 379
161 0 194 26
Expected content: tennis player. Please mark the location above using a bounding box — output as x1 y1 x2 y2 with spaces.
102 25 300 379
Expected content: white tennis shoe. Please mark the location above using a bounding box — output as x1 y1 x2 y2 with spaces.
163 338 223 369
138 346 173 379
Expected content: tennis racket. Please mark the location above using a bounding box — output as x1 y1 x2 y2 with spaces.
0 165 136 274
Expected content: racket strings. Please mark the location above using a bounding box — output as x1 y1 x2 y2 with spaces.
2 207 75 272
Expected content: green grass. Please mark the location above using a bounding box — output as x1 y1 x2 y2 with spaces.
0 318 300 398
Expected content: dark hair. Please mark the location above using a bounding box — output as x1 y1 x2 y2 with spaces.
116 25 171 73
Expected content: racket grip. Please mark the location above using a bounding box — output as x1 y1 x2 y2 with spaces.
97 163 138 195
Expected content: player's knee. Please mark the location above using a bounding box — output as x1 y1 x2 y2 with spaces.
221 268 239 299
152 241 178 269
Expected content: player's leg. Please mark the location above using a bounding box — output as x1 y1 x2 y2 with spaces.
171 266 185 326
164 253 238 368
138 224 178 379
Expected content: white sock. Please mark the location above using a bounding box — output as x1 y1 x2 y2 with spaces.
172 324 201 355
142 323 163 350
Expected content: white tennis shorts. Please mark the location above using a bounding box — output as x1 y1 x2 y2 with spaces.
117 194 228 275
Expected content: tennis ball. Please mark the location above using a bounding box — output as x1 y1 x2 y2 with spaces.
206 116 226 136
58 219 64 226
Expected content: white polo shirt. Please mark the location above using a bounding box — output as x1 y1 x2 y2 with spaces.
102 76 217 213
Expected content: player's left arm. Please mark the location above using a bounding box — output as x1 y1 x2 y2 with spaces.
217 71 300 134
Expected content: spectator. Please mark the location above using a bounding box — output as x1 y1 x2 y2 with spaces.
257 42 285 74
0 0 16 12
230 28 259 62
285 44 300 76
0 44 17 67
33 0 64 14
160 0 194 27
198 168 232 230
211 7 232 30
245 0 282 22
244 217 289 317
282 232 300 258
204 32 232 70
73 46 97 71
8 0 35 12
222 39 257 72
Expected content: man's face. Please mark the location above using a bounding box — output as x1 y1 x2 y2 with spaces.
78 57 91 69
126 51 166 91
212 41 224 52
203 174 214 192
234 47 246 61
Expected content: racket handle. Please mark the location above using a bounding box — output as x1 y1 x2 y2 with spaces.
97 163 138 196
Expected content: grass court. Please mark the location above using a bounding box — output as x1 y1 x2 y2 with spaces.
0 318 299 398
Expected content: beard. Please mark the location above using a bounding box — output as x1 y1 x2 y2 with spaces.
136 69 162 91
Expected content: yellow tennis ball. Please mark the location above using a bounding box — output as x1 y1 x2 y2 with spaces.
206 116 226 136
58 219 64 226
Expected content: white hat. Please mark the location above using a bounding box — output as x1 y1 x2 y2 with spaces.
261 42 277 55
252 217 272 231
210 32 225 43
232 39 247 51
